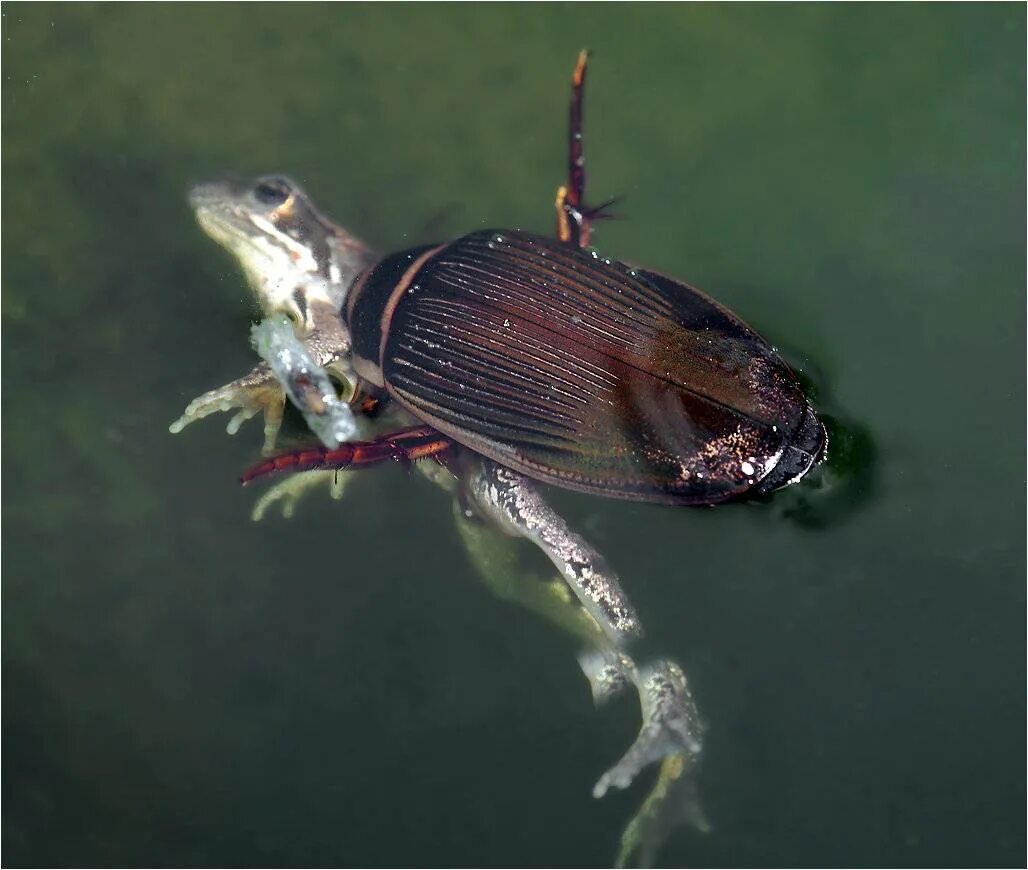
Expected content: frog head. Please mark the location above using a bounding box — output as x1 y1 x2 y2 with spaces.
188 175 374 332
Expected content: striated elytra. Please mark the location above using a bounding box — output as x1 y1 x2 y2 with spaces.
343 228 826 505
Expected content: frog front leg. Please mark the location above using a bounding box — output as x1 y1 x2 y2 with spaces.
169 362 286 454
170 322 358 455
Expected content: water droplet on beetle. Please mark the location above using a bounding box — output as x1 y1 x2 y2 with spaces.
741 461 755 476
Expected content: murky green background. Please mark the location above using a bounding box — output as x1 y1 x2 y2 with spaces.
3 4 1024 866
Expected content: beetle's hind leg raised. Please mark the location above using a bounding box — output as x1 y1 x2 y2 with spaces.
554 50 619 249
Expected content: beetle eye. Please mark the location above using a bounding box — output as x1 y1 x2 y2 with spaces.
253 178 291 206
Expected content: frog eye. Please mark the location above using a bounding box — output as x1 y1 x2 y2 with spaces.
253 177 292 206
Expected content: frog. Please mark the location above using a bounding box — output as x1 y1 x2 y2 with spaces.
171 173 708 865
170 175 377 454
172 48 719 863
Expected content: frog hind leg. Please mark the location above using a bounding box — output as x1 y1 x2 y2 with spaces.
463 458 641 646
457 457 709 861
616 750 712 869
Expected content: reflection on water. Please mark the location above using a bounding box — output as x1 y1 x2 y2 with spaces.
3 4 1024 867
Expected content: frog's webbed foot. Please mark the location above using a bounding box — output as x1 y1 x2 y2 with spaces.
616 753 711 869
169 363 286 454
251 470 353 521
594 660 703 798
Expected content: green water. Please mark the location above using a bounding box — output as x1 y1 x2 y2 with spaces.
3 4 1024 866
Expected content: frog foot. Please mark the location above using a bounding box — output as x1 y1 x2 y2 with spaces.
169 368 286 454
251 470 352 521
616 753 711 868
593 660 703 799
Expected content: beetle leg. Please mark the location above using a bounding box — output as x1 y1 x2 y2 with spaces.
554 50 620 249
241 425 452 484
463 459 641 646
554 50 589 246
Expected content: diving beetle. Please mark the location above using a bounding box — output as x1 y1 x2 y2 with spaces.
241 53 827 503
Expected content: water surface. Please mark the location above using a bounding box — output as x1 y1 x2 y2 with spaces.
3 4 1024 866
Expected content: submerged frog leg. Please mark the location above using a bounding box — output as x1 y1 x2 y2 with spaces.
616 752 711 869
464 460 641 647
169 363 287 454
452 498 610 649
415 458 632 693
459 458 708 845
251 470 353 521
593 660 704 798
576 648 632 705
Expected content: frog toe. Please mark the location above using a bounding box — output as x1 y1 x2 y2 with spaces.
251 470 353 522
226 406 260 435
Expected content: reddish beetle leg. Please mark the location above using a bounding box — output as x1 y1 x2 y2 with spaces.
241 425 452 484
555 49 619 249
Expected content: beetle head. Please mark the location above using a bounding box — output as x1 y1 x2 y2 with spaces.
752 403 828 496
